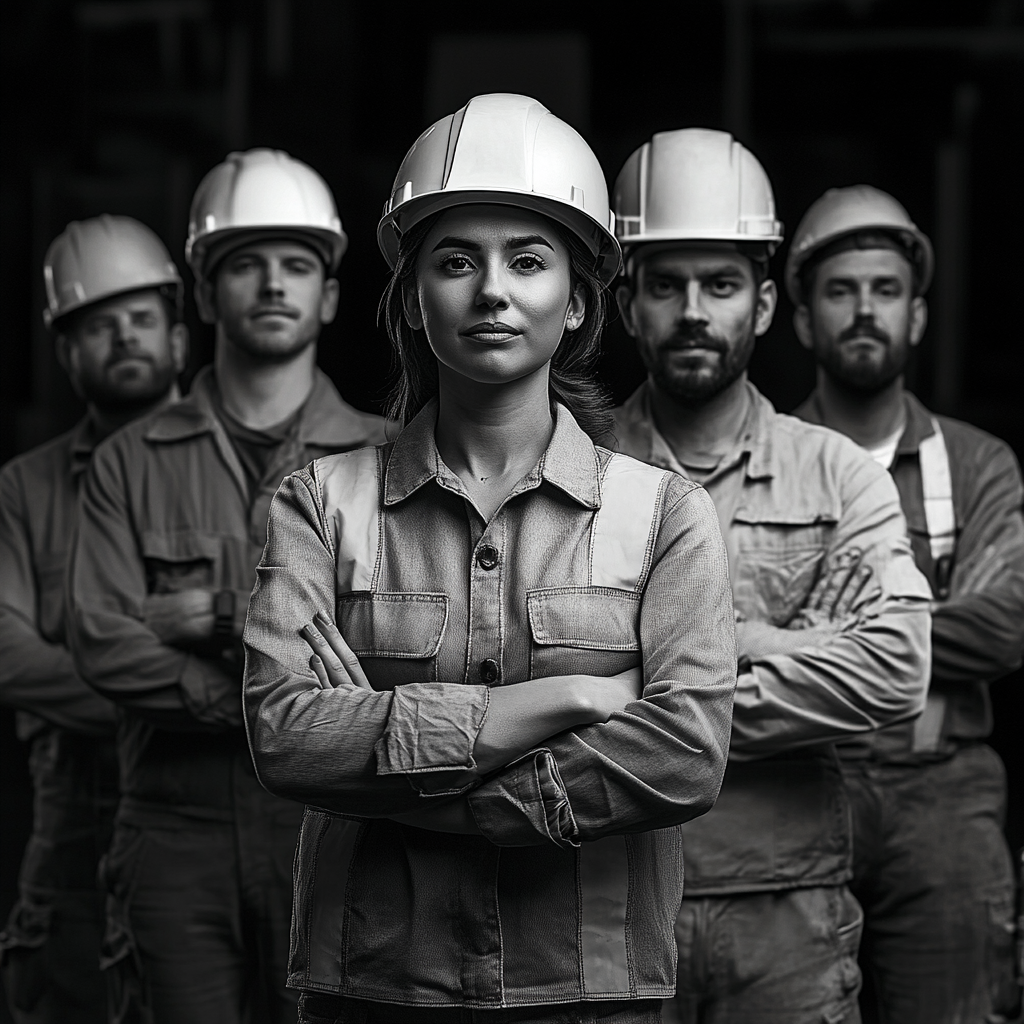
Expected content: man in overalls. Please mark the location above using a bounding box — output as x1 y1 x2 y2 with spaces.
790 185 1024 1024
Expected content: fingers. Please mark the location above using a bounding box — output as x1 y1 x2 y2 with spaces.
301 622 354 688
309 654 332 689
312 613 373 689
809 548 861 616
833 562 874 619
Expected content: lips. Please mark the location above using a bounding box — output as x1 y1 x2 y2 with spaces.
461 321 523 343
252 307 300 320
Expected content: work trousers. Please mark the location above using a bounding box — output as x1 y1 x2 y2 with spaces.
298 994 662 1024
100 796 303 1024
0 730 118 1024
843 743 1018 1024
664 885 863 1024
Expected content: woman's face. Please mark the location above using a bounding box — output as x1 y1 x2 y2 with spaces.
405 205 586 386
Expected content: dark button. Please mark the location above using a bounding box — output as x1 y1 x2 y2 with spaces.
479 659 500 684
476 544 499 571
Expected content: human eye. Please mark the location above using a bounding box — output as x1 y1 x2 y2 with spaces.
875 280 902 298
133 311 158 328
438 253 475 273
509 252 547 272
646 276 674 298
284 257 315 275
84 315 113 335
707 276 739 297
229 255 258 274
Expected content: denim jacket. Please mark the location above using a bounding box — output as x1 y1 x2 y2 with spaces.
611 381 932 894
243 400 737 1007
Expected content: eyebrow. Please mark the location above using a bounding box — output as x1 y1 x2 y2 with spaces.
430 234 555 253
824 273 902 286
646 264 746 285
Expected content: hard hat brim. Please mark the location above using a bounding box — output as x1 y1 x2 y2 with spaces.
44 280 183 331
188 225 348 277
378 190 622 284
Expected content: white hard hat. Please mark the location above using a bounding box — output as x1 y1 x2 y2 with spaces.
614 128 783 259
378 93 620 283
785 185 934 305
43 215 182 329
186 149 347 277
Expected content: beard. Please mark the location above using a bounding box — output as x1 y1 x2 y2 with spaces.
817 316 910 395
643 320 755 405
78 355 178 413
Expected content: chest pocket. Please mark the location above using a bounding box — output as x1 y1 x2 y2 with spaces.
140 531 220 594
35 551 69 643
732 511 836 626
527 587 640 679
337 592 448 690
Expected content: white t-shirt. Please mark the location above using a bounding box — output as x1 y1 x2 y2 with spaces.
863 421 905 469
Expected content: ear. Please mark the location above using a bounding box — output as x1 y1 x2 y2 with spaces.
319 277 340 325
909 296 927 347
615 282 637 338
194 278 217 325
54 332 72 375
564 283 587 331
793 303 814 352
753 278 777 337
169 322 190 374
402 281 424 332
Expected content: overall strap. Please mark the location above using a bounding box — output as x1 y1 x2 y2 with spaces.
590 455 670 592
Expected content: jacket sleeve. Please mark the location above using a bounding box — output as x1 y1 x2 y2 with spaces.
729 452 932 759
243 467 490 816
68 439 241 731
468 482 737 846
930 441 1024 683
0 464 116 736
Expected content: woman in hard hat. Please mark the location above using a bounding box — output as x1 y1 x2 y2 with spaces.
242 94 737 1024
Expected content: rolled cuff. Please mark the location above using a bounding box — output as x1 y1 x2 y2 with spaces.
374 682 490 775
468 749 580 849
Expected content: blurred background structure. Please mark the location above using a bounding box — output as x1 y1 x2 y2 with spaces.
2 2 1022 1009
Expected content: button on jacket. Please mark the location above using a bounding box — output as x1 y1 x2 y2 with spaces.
68 366 389 814
243 401 737 1008
796 390 1024 761
611 381 931 895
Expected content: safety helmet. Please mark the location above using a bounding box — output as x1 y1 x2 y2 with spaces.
43 215 183 330
785 185 934 305
377 93 620 283
614 128 783 261
186 149 347 277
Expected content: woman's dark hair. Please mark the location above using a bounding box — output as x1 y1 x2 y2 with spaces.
380 208 613 441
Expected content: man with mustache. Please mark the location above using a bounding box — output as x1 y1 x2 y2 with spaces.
609 130 932 1024
67 150 388 1024
791 186 1024 1024
0 216 187 1024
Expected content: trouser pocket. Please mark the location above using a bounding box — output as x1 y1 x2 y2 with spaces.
0 897 52 1012
98 826 153 1024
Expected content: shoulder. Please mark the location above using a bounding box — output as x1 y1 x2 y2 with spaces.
774 410 889 485
1 428 76 487
309 443 389 512
934 414 1019 468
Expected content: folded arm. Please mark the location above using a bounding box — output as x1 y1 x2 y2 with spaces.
68 443 242 731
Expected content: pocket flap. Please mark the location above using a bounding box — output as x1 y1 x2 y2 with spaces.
337 592 448 658
140 530 220 563
527 588 640 651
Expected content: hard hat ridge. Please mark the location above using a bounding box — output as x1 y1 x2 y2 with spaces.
378 93 621 282
186 148 347 277
43 215 183 329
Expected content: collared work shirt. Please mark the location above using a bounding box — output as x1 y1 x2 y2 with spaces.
243 401 737 1007
0 417 116 740
68 366 389 814
796 390 1024 761
611 381 931 894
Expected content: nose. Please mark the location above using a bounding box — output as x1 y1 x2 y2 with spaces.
474 260 510 311
679 280 709 326
259 258 286 299
110 311 136 349
855 282 875 318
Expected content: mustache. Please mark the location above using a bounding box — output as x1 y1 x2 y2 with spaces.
658 322 729 354
839 317 891 344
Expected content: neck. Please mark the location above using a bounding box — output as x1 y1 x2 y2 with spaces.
213 331 317 429
648 372 752 464
814 369 906 448
89 383 181 442
434 362 554 489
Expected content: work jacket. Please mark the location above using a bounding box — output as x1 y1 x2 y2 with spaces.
68 367 389 817
243 400 737 1007
796 390 1024 762
611 381 932 895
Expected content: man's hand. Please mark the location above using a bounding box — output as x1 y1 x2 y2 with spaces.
143 589 216 644
300 614 373 689
789 548 876 630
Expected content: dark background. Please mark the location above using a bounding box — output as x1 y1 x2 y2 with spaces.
2 3 1022 1012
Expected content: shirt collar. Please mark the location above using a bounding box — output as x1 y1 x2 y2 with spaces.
799 387 935 457
143 364 382 448
383 399 601 509
69 415 103 477
618 378 776 481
